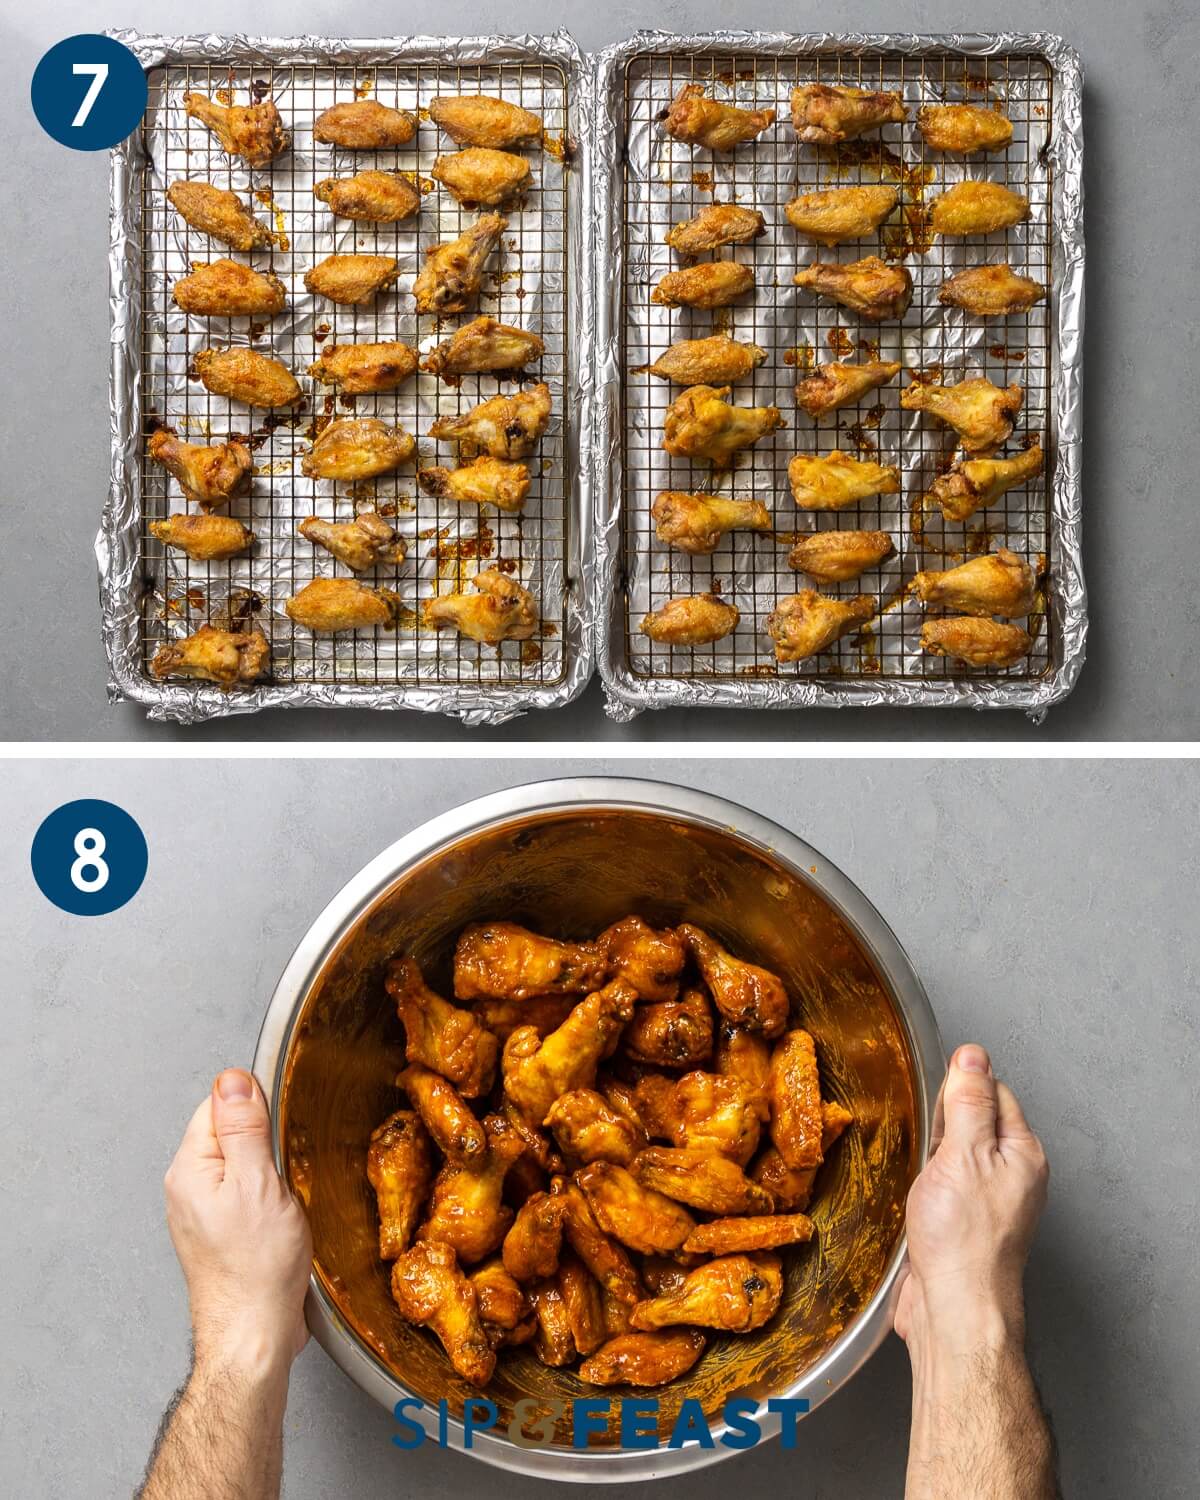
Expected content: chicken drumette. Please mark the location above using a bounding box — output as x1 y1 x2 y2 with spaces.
790 84 906 144
651 491 772 554
149 625 269 687
398 1062 488 1165
639 595 739 646
651 260 755 310
166 180 275 251
661 84 775 150
503 1191 565 1282
298 512 406 571
766 591 877 663
544 1090 647 1168
184 91 289 166
646 335 767 387
431 148 530 207
147 429 252 507
930 181 1031 236
422 570 538 644
304 254 399 306
901 376 1023 455
285 577 401 632
629 1253 783 1332
314 170 421 223
149 514 255 561
455 922 607 1002
788 529 895 582
788 452 901 510
794 256 913 320
301 418 415 482
917 103 1013 153
502 981 638 1125
386 956 499 1097
417 1115 524 1264
785 185 899 246
194 347 302 408
927 444 1044 522
418 457 530 514
412 213 506 316
422 317 544 378
920 617 1034 668
368 1108 435 1258
622 991 714 1071
598 917 687 1003
912 548 1037 618
391 1240 495 1386
429 94 543 149
429 384 551 460
662 386 784 465
309 340 418 396
937 265 1047 317
794 359 903 417
314 100 416 148
577 1162 696 1256
677 924 789 1035
640 1070 765 1165
665 203 766 257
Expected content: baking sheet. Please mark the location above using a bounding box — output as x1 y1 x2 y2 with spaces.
593 32 1085 718
102 32 592 725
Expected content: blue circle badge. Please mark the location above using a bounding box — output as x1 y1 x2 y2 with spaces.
31 800 149 917
31 34 148 151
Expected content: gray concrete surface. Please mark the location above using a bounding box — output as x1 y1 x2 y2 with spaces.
2 0 1200 742
2 757 1198 1498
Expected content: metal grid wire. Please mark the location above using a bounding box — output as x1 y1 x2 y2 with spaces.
139 59 570 688
621 50 1053 683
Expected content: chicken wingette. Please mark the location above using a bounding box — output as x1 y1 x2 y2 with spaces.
193 347 301 408
651 491 772 554
503 1192 565 1282
577 1329 706 1386
313 100 416 148
790 84 906 144
423 569 538 644
431 148 530 207
184 91 289 166
682 1212 815 1255
386 956 499 1097
173 260 286 318
412 213 506 316
598 917 687 1003
429 384 551 459
166 180 275 251
639 595 739 646
788 452 901 510
938 264 1047 317
629 1253 783 1332
661 84 775 150
391 1240 495 1386
794 256 913 319
544 1090 647 1168
298 512 406 570
901 376 1023 455
785 185 899 246
147 429 252 507
417 1114 524 1264
304 254 399 306
502 981 638 1125
422 317 544 378
751 1101 854 1212
149 514 255 561
928 444 1044 522
577 1163 696 1256
308 340 418 396
917 103 1014 153
301 418 415 481
912 548 1037 618
149 624 269 687
651 260 755 310
920 617 1033 668
788 529 894 582
368 1109 435 1259
794 359 902 417
429 94 543 149
662 386 784 465
665 203 766 257
766 591 877 662
418 457 530 514
622 991 714 1071
284 577 401 632
314 169 420 223
930 180 1031 236
768 1029 824 1169
632 1147 773 1216
646 335 767 386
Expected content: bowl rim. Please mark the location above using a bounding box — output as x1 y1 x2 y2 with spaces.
253 775 944 1483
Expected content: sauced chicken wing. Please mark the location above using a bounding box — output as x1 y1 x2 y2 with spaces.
455 923 607 1002
502 1190 565 1282
314 100 416 149
920 616 1034 668
473 996 576 1042
423 570 538 645
418 457 530 514
530 1278 576 1366
147 429 252 507
304 254 399 306
309 340 418 395
666 203 766 257
664 1070 766 1164
166 181 275 250
917 103 1013 153
790 84 906 145
558 1253 607 1356
913 548 1037 618
417 1114 524 1264
714 1023 772 1106
788 529 895 582
578 1328 706 1386
577 1162 696 1255
662 385 784 465
629 1252 783 1333
412 213 506 316
661 84 775 150
430 95 543 149
651 260 755 310
544 1089 647 1166
795 359 902 417
785 185 899 246
556 1179 643 1306
150 624 269 687
640 595 739 647
386 957 499 1097
184 91 289 166
768 1029 824 1170
398 1062 488 1164
938 264 1047 317
598 917 687 1003
633 1147 774 1216
502 980 638 1125
469 1258 529 1333
787 452 902 510
314 169 421 223
391 1240 494 1386
900 377 1023 454
422 317 544 378
367 1108 435 1258
646 335 767 386
767 590 877 662
429 383 552 460
752 1101 854 1212
651 492 772 555
431 148 531 207
285 577 401 632
298 512 406 571
194 347 302 408
678 924 789 1037
930 180 1031 236
794 256 913 320
149 514 255 561
301 418 415 481
621 990 714 1071
682 1212 814 1256
928 444 1044 522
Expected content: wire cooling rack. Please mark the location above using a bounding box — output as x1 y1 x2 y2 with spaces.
620 48 1053 685
139 57 570 690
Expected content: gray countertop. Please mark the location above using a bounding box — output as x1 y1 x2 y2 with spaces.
3 757 1198 1497
3 0 1200 741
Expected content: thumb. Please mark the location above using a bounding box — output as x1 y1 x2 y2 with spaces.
211 1069 275 1175
939 1044 998 1154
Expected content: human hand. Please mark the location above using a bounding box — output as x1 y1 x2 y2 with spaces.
164 1069 313 1380
894 1043 1048 1356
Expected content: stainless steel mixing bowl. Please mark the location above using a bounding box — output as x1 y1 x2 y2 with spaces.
253 778 943 1482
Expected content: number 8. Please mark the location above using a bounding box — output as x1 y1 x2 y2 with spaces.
71 827 110 893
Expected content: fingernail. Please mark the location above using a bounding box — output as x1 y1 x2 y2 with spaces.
216 1069 254 1101
955 1045 991 1074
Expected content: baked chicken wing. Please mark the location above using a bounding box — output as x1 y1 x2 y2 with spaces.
391 1240 495 1386
938 264 1048 317
666 203 766 257
423 570 538 644
557 1253 607 1357
677 924 790 1036
682 1212 814 1255
578 1329 706 1386
304 254 399 306
429 383 552 460
149 514 255 561
621 990 714 1071
314 100 416 148
930 180 1031 237
472 996 576 1042
314 169 421 223
752 1100 854 1212
502 980 638 1125
147 429 252 507
647 335 767 386
768 1029 824 1170
665 1070 766 1164
412 213 506 316
301 418 416 481
386 956 500 1097
652 491 772 554
917 103 1013 153
662 386 784 465
900 376 1023 454
788 451 901 510
785 185 899 246
417 1114 524 1264
184 91 289 166
430 95 543 149
661 84 775 150
920 616 1033 668
912 548 1037 618
928 443 1044 522
795 359 903 417
556 1180 643 1306
788 529 895 582
166 180 275 251
431 148 530 207
714 1023 772 1106
285 577 400 632
629 1253 783 1333
418 457 530 514
577 1162 696 1256
193 347 301 408
469 1258 529 1336
544 1089 647 1167
455 922 607 1002
149 624 269 687
790 84 906 145
598 917 687 1003
651 260 755 310
502 1190 565 1282
298 512 406 571
422 317 544 378
766 590 877 662
397 1062 488 1165
794 256 913 320
368 1108 435 1261
632 1147 773 1215
309 340 418 396
640 595 739 646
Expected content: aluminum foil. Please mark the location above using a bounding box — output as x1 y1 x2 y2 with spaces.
593 32 1086 719
102 31 592 725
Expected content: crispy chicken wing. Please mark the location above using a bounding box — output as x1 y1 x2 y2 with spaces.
558 1253 606 1356
391 1240 494 1386
386 956 499 1097
682 1212 814 1255
577 1162 696 1255
298 511 406 571
632 1147 773 1215
640 595 739 647
938 264 1047 317
432 148 530 207
147 429 252 507
430 95 543 149
622 990 714 1071
304 254 399 306
785 185 899 246
473 996 576 1041
768 1029 824 1170
928 444 1044 522
149 624 269 687
285 577 401 631
901 376 1023 455
556 1179 643 1305
429 383 551 460
309 340 418 395
930 180 1031 236
665 1070 766 1164
787 528 895 582
314 169 420 223
630 1253 783 1333
788 451 901 510
367 1108 435 1258
423 570 538 645
714 1023 772 1106
917 103 1013 153
166 181 275 251
530 1278 576 1365
502 1190 565 1282
193 347 302 408
314 100 416 149
149 514 255 561
578 1328 706 1386
790 84 906 145
651 260 755 310
418 457 530 514
412 213 506 316
184 91 289 166
913 548 1037 618
794 256 913 319
751 1100 854 1212
502 980 638 1125
544 1089 647 1167
920 616 1033 668
795 359 902 417
418 1114 523 1264
662 84 775 150
766 590 876 662
301 417 415 482
456 923 607 1002
469 1258 529 1333
422 316 544 378
662 386 784 465
646 335 767 386
398 1062 488 1164
598 917 687 1003
677 925 789 1037
651 491 772 555
666 203 766 257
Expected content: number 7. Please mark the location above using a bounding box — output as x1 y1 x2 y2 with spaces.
71 61 109 127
